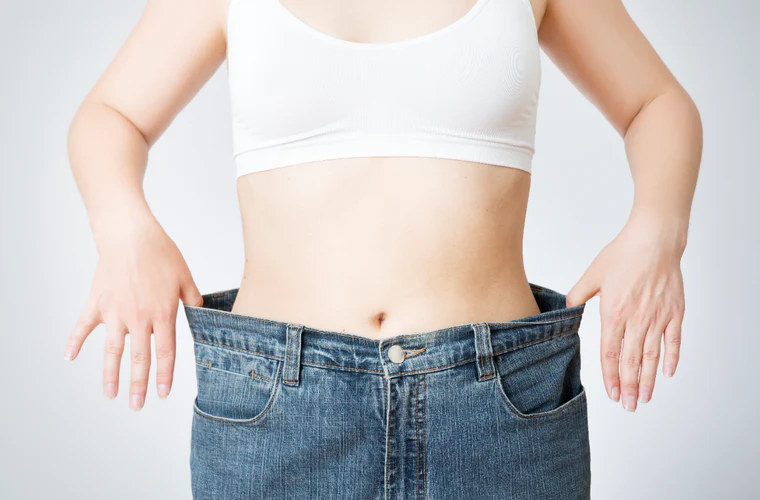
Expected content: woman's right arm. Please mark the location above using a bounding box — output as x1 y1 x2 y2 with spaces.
65 0 229 410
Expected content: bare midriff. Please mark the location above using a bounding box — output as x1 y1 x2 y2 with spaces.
230 157 541 339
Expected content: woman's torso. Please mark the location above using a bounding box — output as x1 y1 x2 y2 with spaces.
225 0 548 339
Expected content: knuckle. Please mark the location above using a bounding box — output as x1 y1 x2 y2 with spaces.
152 306 173 324
76 316 96 330
607 302 627 323
104 343 124 356
131 351 151 365
155 345 176 361
129 311 144 328
667 333 682 346
603 349 620 361
622 382 639 392
672 299 685 315
642 349 660 362
129 380 148 392
96 294 110 311
630 305 650 324
623 354 641 367
132 306 152 329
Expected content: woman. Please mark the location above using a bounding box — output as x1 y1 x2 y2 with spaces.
64 0 702 497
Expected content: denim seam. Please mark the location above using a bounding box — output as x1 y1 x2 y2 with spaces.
387 329 578 377
496 383 587 421
194 339 388 374
384 377 391 500
417 374 427 500
186 303 581 337
284 326 295 385
194 358 276 383
192 328 578 376
477 324 487 379
302 361 385 375
415 378 422 499
192 362 283 425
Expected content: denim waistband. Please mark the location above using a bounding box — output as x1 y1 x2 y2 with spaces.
183 282 585 379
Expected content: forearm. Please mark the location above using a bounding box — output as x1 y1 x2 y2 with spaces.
622 85 703 255
67 100 155 247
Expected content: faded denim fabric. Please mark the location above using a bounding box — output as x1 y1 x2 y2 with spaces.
184 283 591 500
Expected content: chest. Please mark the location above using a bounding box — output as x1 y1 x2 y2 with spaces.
225 0 542 170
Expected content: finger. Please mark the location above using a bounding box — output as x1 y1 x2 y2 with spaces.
638 318 666 404
153 305 178 400
600 304 626 403
619 319 648 412
662 314 683 377
102 317 127 400
127 322 152 411
65 295 102 360
179 272 204 308
566 264 601 308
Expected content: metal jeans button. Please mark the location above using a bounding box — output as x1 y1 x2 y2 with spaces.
387 345 406 364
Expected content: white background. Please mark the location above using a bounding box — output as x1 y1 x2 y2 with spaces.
1 0 758 498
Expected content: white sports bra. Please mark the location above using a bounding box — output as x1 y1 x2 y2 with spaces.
226 0 541 178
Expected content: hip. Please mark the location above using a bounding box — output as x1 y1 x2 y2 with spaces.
184 283 591 499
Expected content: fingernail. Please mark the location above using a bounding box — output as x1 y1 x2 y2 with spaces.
64 347 75 360
130 394 144 411
638 386 651 404
158 384 170 399
104 383 117 399
664 363 675 377
624 395 637 412
610 386 620 402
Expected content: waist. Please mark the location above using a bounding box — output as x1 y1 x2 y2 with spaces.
185 283 585 376
233 156 534 339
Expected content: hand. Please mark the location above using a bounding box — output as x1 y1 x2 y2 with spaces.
64 212 204 410
565 212 686 412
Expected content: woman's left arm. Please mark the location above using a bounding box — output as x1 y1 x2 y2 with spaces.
537 0 703 412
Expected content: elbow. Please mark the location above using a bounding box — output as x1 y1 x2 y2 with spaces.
622 83 703 145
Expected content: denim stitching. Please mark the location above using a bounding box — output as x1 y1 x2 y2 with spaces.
384 377 391 500
496 383 587 421
289 325 296 383
417 374 427 499
415 378 421 499
195 358 275 383
192 328 578 376
291 325 301 384
192 362 283 425
186 302 582 336
195 358 212 369
422 374 427 500
478 324 486 379
284 326 292 384
389 330 579 377
284 325 297 386
302 361 384 375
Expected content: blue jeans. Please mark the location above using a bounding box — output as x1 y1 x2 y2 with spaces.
184 283 591 499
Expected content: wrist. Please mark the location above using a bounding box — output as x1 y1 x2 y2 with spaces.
89 198 157 247
625 208 689 255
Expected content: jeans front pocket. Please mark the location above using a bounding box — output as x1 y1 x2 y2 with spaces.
494 330 586 421
192 340 283 424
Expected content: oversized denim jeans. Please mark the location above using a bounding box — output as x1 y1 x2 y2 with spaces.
184 283 591 499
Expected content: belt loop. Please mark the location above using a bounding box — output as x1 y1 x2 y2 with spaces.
472 322 496 381
283 324 304 387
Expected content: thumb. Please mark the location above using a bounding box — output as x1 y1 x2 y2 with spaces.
566 263 600 308
179 271 204 308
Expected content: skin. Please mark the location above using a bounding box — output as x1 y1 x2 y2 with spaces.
65 0 702 414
